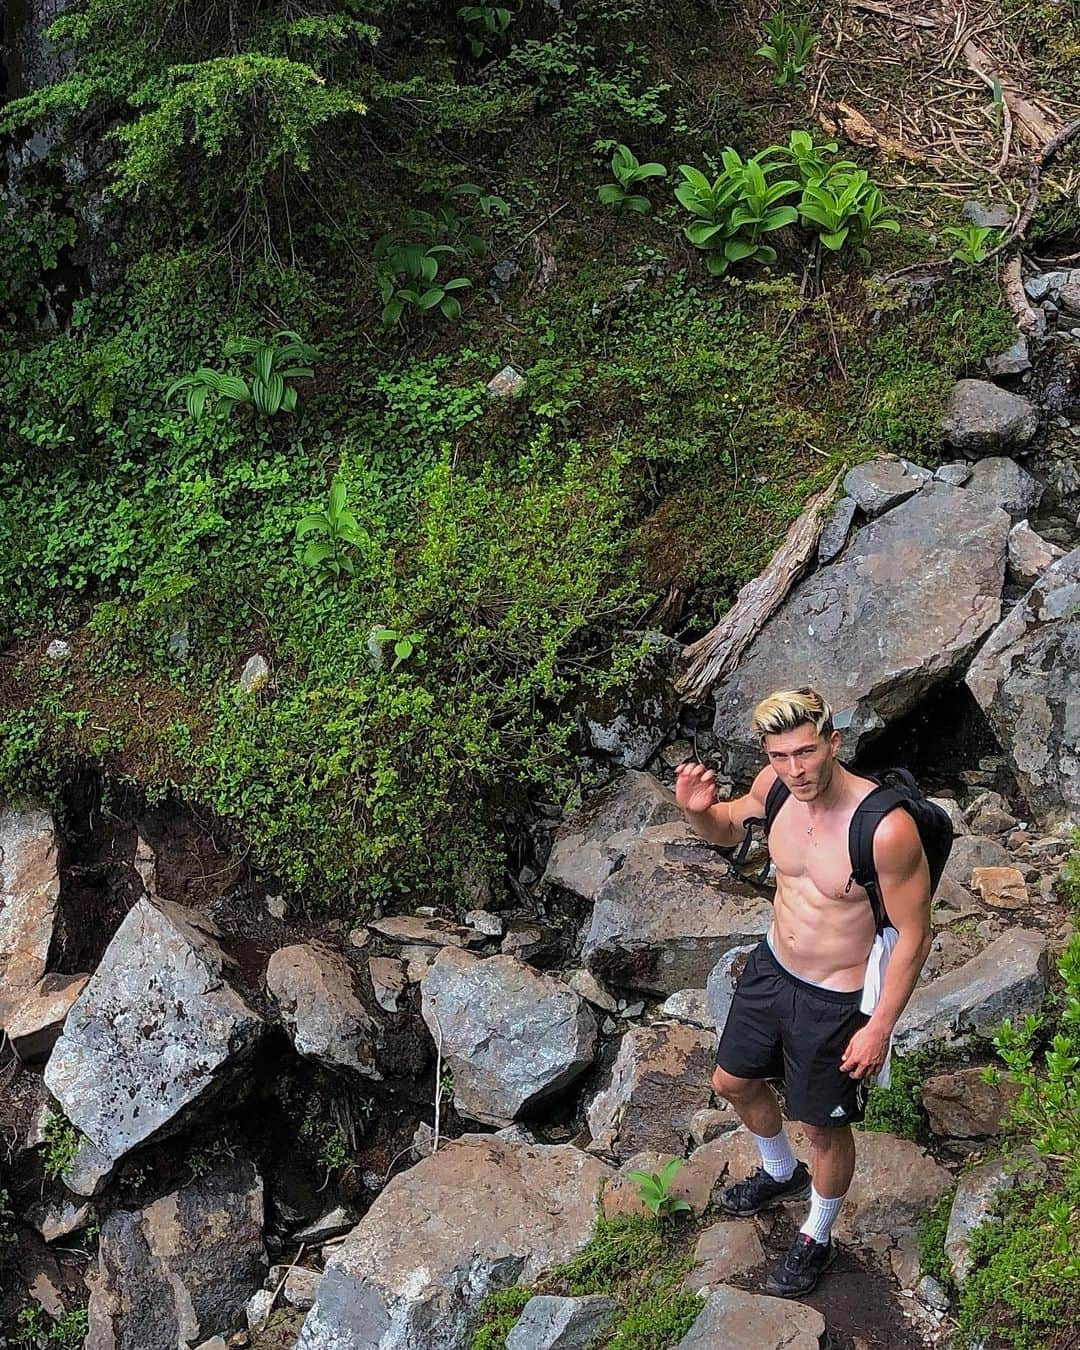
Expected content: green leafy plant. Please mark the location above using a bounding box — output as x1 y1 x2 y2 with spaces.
368 627 427 671
458 4 513 58
15 1304 89 1349
295 474 369 581
167 330 319 419
626 1156 691 1220
676 150 799 275
756 12 817 87
41 1109 81 1182
943 222 1000 268
374 236 472 326
798 169 900 257
776 130 856 188
597 144 668 214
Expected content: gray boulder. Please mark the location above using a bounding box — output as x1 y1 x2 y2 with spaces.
941 379 1039 456
584 631 682 768
711 484 1009 774
817 495 858 565
923 1066 1020 1138
966 549 1080 826
506 1295 617 1350
582 824 771 995
660 988 712 1027
542 771 682 903
894 929 1048 1055
1008 521 1065 588
297 1136 611 1350
45 898 265 1166
946 1150 1046 1284
706 944 758 1032
674 1286 825 1349
944 834 1012 887
266 942 377 1077
421 948 597 1126
843 458 932 517
964 457 1044 522
0 805 60 1029
85 1154 266 1350
984 337 1031 378
586 1022 715 1161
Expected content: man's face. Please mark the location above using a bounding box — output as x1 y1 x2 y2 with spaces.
762 724 840 801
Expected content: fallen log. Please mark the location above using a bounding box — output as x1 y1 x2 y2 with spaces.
675 472 843 705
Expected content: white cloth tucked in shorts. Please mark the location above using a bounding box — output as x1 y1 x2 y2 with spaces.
860 925 899 1089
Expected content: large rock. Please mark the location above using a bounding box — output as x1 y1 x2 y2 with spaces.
710 485 1009 774
673 1286 824 1349
6 972 88 1060
542 771 682 902
506 1295 617 1350
922 1066 1020 1137
963 457 1044 522
266 943 377 1077
843 458 931 517
941 380 1039 456
944 834 1013 887
584 631 682 768
85 1154 266 1350
706 944 757 1031
683 1221 765 1293
586 1022 715 1161
966 549 1080 826
45 898 265 1165
945 1150 1046 1284
0 805 60 1029
297 1136 611 1349
894 929 1048 1055
421 948 597 1126
1008 521 1065 587
582 825 771 995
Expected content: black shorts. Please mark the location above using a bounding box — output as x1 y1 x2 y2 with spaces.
715 940 870 1127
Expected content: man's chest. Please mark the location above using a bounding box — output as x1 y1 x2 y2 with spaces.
768 811 869 905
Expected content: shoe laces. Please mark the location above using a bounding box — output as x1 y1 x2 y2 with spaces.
789 1234 819 1269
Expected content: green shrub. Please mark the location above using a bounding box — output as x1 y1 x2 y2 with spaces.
597 144 668 214
917 1188 955 1286
756 12 817 87
470 1287 535 1350
167 330 319 419
860 1051 929 1140
626 1157 691 1221
41 1109 82 1182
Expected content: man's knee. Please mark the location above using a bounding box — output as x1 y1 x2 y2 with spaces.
712 1066 760 1103
803 1122 853 1152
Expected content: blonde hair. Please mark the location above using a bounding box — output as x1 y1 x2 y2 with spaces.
751 687 834 741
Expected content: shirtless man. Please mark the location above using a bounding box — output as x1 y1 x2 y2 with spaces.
675 687 932 1297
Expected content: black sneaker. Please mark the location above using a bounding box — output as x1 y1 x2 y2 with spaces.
764 1232 838 1297
715 1160 812 1216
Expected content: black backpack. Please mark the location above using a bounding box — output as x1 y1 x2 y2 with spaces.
730 768 954 932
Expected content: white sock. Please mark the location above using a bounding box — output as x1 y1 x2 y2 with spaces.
751 1128 797 1182
800 1185 846 1244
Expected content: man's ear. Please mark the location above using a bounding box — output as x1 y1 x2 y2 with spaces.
828 730 841 758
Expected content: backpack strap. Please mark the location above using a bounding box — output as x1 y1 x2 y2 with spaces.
846 784 906 932
726 776 788 885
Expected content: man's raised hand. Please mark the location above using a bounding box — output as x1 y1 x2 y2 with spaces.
674 761 717 815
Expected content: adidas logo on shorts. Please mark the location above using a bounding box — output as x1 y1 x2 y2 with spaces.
829 1105 846 1118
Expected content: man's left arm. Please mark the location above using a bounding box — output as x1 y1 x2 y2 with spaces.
839 811 932 1080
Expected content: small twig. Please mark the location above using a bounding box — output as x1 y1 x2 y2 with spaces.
268 1243 307 1316
511 202 570 253
430 1005 444 1154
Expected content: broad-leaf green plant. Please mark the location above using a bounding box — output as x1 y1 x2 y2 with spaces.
371 628 427 671
167 330 319 419
943 222 1000 268
458 4 513 58
626 1156 692 1220
676 150 799 275
756 12 817 87
374 236 471 325
295 474 368 581
798 170 899 257
597 144 668 214
776 130 856 187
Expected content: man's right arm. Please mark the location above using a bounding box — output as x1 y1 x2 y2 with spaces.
674 763 776 849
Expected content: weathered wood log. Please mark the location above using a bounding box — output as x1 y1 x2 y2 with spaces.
675 472 843 705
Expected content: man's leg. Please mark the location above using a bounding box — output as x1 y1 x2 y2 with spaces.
763 1120 855 1297
712 1067 810 1214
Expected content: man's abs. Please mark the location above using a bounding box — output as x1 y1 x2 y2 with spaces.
769 876 876 991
